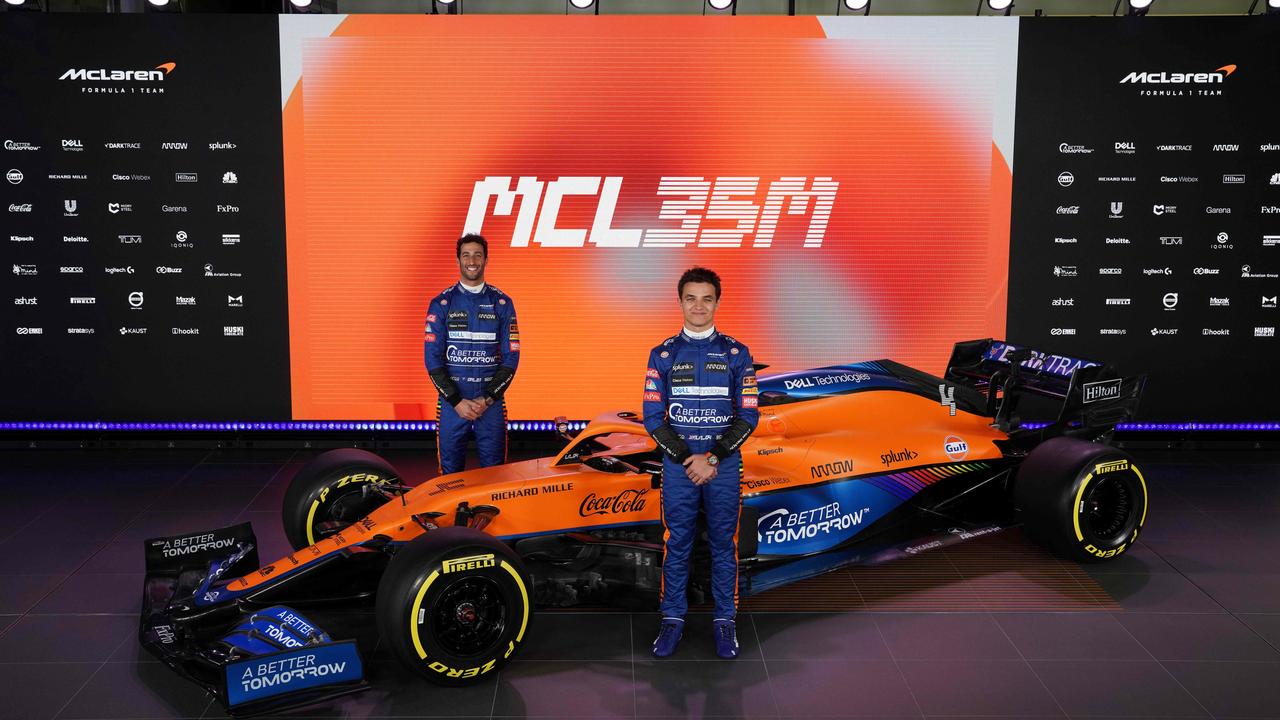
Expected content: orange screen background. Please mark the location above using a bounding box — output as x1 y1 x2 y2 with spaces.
283 16 1010 421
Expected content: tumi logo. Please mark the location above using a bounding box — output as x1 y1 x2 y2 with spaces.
60 62 175 82
1120 64 1236 84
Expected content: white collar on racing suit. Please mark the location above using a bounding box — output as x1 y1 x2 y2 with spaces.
682 326 716 340
458 281 486 294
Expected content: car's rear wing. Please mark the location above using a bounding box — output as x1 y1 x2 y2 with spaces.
943 339 1146 441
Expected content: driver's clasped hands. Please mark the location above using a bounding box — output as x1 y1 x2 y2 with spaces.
453 397 490 422
683 454 717 485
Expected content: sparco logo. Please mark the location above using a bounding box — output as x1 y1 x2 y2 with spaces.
880 447 918 468
578 488 648 516
810 459 855 479
60 62 175 82
465 175 839 249
1119 64 1236 84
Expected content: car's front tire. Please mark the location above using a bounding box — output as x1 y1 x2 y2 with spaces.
1015 437 1148 562
282 448 402 550
375 527 532 686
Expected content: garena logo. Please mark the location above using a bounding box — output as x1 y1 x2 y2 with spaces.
59 62 175 82
1120 64 1236 85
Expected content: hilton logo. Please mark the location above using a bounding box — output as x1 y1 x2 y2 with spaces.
1082 378 1122 404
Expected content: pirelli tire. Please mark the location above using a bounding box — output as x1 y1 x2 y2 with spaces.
375 527 532 686
282 448 401 551
1015 437 1148 563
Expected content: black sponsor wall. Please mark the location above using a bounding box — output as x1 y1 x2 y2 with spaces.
0 14 289 420
1010 17 1280 421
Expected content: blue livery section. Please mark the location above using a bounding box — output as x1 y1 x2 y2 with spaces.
220 606 330 656
746 478 906 556
225 640 363 708
981 341 1099 379
756 361 916 400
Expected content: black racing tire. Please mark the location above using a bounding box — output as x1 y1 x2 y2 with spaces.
1014 437 1148 563
282 449 402 551
375 527 532 686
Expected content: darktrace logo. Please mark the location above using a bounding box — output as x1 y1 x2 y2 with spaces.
1120 64 1236 96
59 62 175 94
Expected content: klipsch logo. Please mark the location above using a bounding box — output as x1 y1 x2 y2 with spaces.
60 62 175 82
1120 64 1236 84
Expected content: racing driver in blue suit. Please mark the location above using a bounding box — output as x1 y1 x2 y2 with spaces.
425 234 520 475
643 267 758 659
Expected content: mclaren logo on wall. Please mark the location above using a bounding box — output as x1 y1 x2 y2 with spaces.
1119 64 1236 97
59 62 175 94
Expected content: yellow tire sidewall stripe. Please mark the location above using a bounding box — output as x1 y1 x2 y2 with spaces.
407 558 529 661
1072 472 1094 542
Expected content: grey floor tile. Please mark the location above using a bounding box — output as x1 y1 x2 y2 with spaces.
79 540 146 574
492 660 634 717
753 613 891 661
0 662 99 720
57 661 212 719
767 659 918 717
0 614 15 636
0 540 103 576
0 614 135 663
326 658 499 717
633 613 763 662
115 511 240 543
32 574 144 615
634 658 777 717
1183 572 1280 613
1089 572 1227 613
993 613 1148 660
147 481 270 513
898 660 1062 717
1163 661 1280 719
1030 660 1207 717
1236 613 1280 653
229 511 296 564
0 574 67 614
518 612 632 662
6 510 139 544
1075 541 1177 574
875 613 1020 660
1116 612 1280 661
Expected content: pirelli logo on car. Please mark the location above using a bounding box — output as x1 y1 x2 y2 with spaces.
1095 459 1130 475
442 553 496 574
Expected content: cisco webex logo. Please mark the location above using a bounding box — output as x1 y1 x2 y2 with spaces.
1120 64 1236 85
59 62 175 82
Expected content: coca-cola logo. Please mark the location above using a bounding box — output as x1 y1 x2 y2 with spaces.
578 488 648 517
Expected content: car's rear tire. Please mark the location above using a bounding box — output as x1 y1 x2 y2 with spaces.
282 449 402 551
1015 437 1148 562
375 527 532 686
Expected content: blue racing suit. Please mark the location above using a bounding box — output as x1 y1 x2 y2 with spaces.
424 283 520 474
643 329 758 620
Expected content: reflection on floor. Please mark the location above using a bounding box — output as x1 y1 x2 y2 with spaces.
1 447 1279 719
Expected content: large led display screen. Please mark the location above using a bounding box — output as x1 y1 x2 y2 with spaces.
282 16 1017 421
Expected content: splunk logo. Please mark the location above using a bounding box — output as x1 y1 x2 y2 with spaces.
1120 64 1236 84
463 175 839 249
59 62 175 82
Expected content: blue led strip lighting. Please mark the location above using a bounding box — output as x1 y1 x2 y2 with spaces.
0 422 1276 432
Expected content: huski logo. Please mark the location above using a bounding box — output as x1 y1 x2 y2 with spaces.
464 175 838 249
1257 327 1276 338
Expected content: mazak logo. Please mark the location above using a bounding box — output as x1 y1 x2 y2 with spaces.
175 296 196 306
1109 201 1124 219
1160 236 1183 246
1163 292 1179 310
1057 171 1075 187
1120 64 1236 84
465 175 838 249
1209 297 1230 307
1082 378 1122 404
1053 265 1078 277
1056 205 1080 215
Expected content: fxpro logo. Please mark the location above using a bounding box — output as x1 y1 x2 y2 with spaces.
59 62 175 82
463 175 839 249
1120 64 1236 85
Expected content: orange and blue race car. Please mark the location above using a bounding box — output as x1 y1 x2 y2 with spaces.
139 338 1148 716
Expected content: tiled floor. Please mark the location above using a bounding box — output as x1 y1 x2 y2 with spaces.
0 447 1278 719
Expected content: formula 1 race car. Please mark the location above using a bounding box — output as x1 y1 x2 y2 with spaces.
140 338 1148 716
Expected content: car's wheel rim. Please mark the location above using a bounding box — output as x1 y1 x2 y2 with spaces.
312 488 385 540
1082 474 1133 544
430 576 508 657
